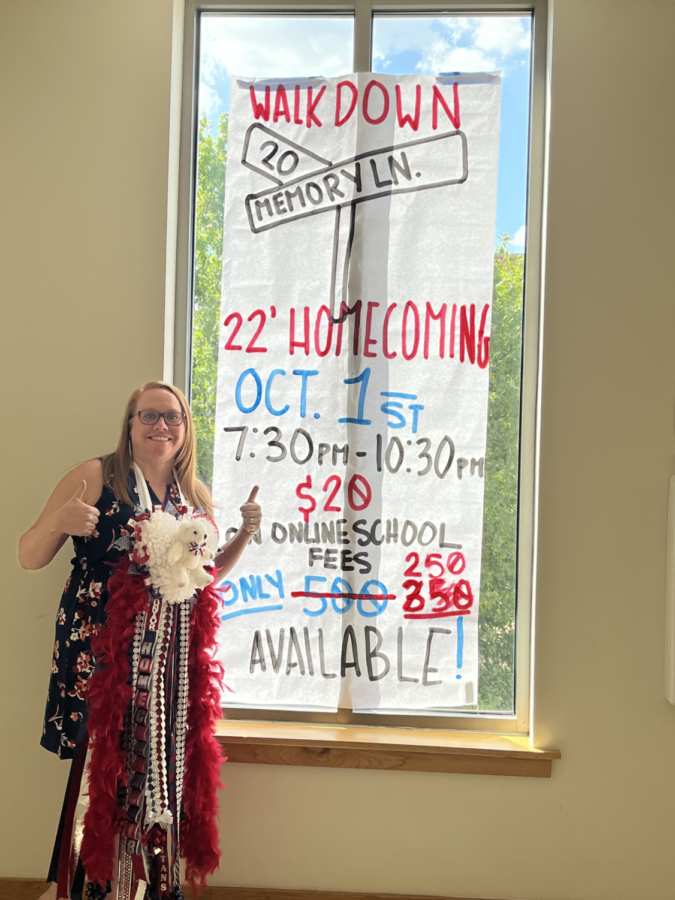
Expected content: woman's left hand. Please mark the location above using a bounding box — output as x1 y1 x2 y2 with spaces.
240 486 262 534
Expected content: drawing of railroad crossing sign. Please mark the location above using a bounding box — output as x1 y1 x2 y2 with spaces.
241 123 469 321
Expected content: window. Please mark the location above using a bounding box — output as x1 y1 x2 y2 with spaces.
177 1 545 734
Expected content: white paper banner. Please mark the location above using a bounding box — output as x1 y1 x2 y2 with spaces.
213 72 501 711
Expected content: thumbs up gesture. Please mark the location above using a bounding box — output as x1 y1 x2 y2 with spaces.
56 480 100 537
240 486 262 535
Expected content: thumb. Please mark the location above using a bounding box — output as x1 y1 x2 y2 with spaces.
73 479 87 502
246 485 259 504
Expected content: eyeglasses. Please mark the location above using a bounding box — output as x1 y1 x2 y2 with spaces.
131 409 186 427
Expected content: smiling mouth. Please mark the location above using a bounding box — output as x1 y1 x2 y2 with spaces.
149 436 172 442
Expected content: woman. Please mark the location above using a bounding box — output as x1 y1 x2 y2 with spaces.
20 381 262 900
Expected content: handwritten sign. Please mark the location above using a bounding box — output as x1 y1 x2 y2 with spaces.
212 73 501 711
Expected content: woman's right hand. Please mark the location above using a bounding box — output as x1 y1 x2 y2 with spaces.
55 480 100 537
19 459 104 570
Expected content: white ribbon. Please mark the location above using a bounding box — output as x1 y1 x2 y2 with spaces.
133 462 187 512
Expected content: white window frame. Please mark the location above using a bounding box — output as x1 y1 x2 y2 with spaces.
168 0 550 736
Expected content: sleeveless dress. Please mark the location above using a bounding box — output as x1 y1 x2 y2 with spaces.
41 471 181 759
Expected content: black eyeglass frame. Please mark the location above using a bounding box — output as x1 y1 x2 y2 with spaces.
129 409 187 427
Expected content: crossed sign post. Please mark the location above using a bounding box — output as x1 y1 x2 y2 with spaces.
241 123 469 323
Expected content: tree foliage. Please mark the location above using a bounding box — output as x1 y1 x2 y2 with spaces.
478 238 523 711
190 116 524 711
192 113 228 488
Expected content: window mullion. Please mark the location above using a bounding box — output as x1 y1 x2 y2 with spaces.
353 0 373 71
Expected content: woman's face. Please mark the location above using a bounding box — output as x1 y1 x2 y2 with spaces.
129 388 187 463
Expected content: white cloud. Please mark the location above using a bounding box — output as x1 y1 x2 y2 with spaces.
512 224 526 248
444 17 473 42
372 17 439 64
417 42 496 75
201 17 353 83
198 81 221 117
474 17 531 56
374 15 530 76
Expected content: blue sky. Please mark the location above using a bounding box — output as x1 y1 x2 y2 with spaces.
199 13 532 249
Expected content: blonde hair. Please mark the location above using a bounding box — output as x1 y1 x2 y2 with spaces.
102 380 213 517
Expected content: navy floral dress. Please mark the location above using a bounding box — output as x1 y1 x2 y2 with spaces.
41 470 181 759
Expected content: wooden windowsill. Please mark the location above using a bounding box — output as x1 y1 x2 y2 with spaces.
215 720 560 778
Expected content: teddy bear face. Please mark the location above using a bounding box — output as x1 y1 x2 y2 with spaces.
178 522 208 544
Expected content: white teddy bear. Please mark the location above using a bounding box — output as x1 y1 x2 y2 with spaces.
167 520 214 591
137 511 219 604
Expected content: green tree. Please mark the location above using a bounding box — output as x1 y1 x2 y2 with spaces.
192 113 228 488
478 237 524 710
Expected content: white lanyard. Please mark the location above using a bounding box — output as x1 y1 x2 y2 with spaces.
133 462 187 513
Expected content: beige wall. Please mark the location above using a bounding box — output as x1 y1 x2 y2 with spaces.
0 0 174 872
2 1 675 898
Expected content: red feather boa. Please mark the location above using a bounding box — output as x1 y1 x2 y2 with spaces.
80 565 225 892
80 566 148 885
182 578 226 891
